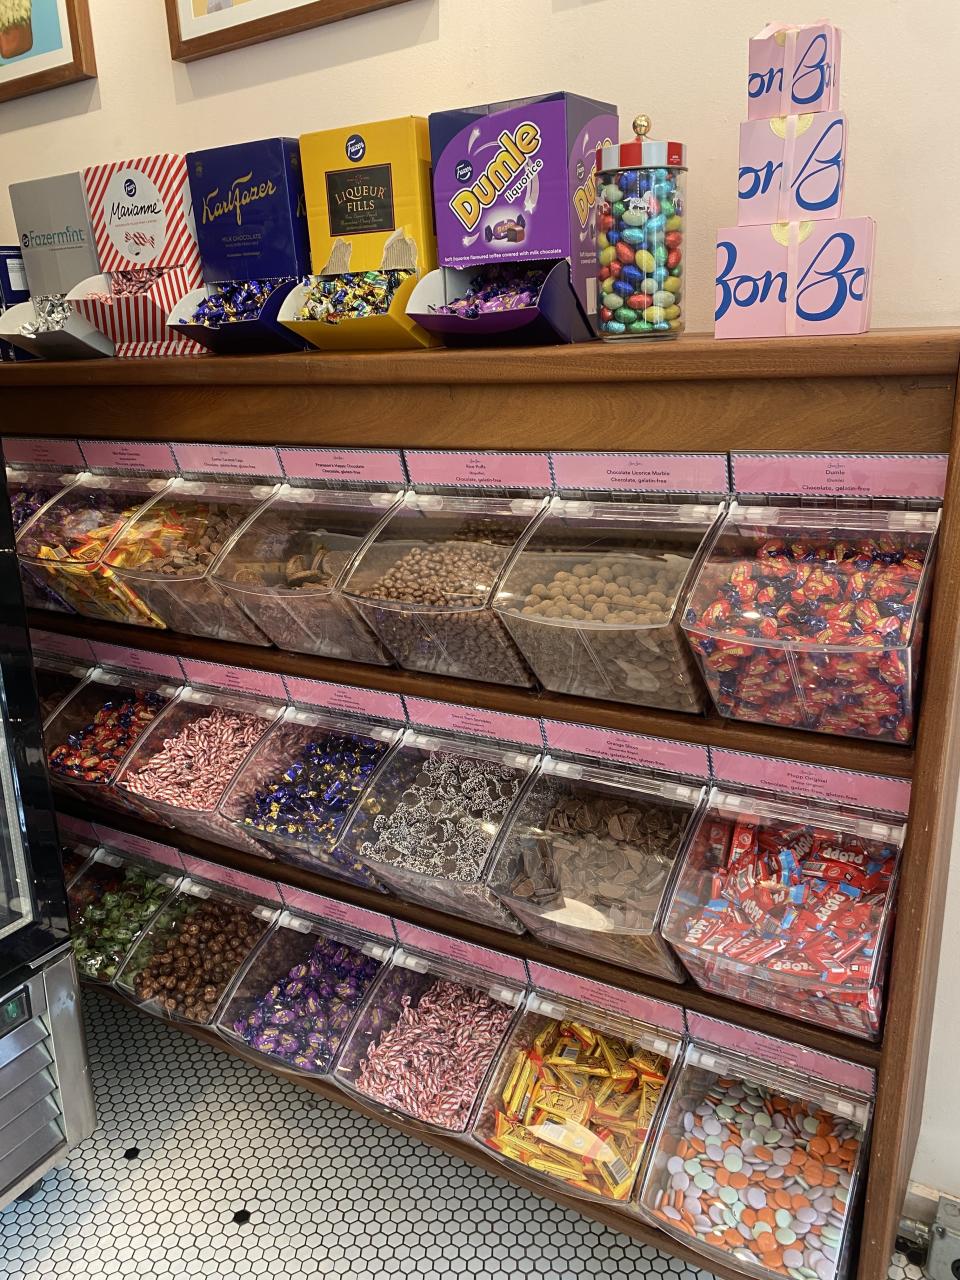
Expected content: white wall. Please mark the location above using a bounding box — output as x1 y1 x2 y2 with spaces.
2 0 960 1197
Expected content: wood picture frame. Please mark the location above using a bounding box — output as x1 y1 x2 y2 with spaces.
164 0 412 63
0 0 96 104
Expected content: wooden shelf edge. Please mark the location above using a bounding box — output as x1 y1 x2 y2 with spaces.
4 328 960 387
86 981 791 1280
60 792 881 1070
28 611 915 779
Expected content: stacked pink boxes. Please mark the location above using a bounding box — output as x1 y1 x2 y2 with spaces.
715 21 875 339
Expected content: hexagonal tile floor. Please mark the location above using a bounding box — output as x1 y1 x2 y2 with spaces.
0 991 916 1279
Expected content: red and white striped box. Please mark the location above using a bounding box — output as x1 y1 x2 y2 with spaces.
68 268 205 359
82 154 202 280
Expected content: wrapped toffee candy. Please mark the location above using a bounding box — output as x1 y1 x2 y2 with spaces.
69 851 180 983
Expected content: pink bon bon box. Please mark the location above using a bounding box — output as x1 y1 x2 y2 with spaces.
715 216 874 340
748 21 841 120
737 111 846 226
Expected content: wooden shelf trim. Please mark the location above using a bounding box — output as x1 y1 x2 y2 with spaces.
91 983 751 1280
29 611 915 779
61 792 880 1069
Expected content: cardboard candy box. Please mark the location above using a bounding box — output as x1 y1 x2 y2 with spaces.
737 111 846 226
748 21 842 120
0 247 30 362
714 216 875 340
411 91 617 344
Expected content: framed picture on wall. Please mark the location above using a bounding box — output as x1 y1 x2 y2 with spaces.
0 0 95 103
165 0 413 63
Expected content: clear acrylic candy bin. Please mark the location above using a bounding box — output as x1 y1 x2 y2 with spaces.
43 666 182 817
341 493 543 687
68 846 182 985
637 1039 871 1280
495 498 722 710
489 761 704 981
662 789 904 1040
333 729 540 931
218 706 402 889
212 486 401 664
682 504 940 743
17 472 174 626
105 477 280 644
60 830 99 889
216 909 394 1078
472 988 681 1204
114 877 277 1026
113 687 284 845
8 465 77 614
330 941 526 1134
35 653 92 727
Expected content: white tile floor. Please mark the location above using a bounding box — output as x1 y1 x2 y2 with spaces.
0 990 923 1280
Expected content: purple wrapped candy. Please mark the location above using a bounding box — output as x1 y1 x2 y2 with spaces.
433 265 546 319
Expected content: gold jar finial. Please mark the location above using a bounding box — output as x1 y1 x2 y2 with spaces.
632 114 651 138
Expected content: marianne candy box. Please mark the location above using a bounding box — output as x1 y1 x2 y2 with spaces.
409 92 617 344
170 138 311 355
281 117 437 351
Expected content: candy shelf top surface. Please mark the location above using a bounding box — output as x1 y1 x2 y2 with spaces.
4 327 960 387
27 609 916 778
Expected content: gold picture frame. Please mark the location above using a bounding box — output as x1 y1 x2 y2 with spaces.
0 0 96 105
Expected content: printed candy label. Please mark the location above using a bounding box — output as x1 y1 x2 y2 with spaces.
4 436 85 470
404 697 543 748
285 677 406 723
394 922 527 985
31 629 96 663
171 443 283 478
92 825 183 873
279 886 395 943
405 450 552 490
687 1013 875 1095
181 854 282 904
528 962 685 1035
180 659 286 701
80 440 178 474
279 448 405 486
90 642 184 682
711 748 911 817
551 452 728 494
732 452 948 500
544 720 710 779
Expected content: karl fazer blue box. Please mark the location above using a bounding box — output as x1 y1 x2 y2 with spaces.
186 137 310 284
0 247 32 362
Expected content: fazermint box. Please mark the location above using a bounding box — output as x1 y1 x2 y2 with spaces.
428 92 617 317
299 117 436 275
738 112 846 226
748 21 841 120
715 216 875 339
9 171 100 296
186 138 310 284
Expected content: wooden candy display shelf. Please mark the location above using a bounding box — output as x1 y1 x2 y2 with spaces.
6 327 960 1280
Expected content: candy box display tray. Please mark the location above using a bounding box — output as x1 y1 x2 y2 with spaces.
278 273 437 352
68 271 205 359
0 301 114 361
407 261 594 346
168 280 308 356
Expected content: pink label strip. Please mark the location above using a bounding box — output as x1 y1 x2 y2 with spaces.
90 642 184 682
3 436 85 469
278 886 395 943
56 813 98 842
80 440 178 474
171 443 283 478
710 749 911 817
544 720 710 779
686 1013 876 1096
732 452 948 500
278 448 405 486
31 630 96 663
527 961 685 1036
551 452 729 494
92 825 183 873
394 922 527 986
404 450 552 490
284 677 406 723
403 697 542 749
181 854 282 904
180 660 287 702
